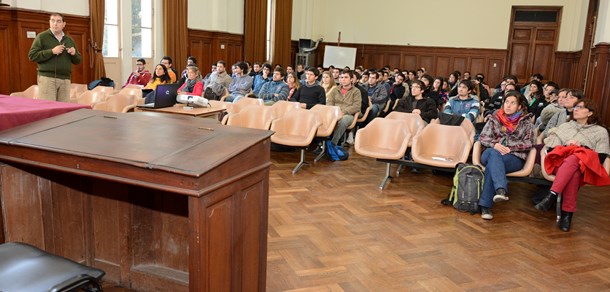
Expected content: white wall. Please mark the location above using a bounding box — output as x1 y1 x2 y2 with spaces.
4 0 89 16
595 0 610 44
292 0 590 52
188 0 244 34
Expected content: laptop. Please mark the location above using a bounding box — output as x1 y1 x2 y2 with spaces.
137 83 180 109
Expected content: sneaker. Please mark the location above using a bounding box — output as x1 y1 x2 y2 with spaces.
346 132 354 145
493 188 509 203
481 207 493 220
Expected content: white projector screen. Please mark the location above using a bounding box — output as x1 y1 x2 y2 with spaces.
323 46 357 69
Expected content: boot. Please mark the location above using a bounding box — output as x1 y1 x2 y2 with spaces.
534 191 558 211
558 211 573 232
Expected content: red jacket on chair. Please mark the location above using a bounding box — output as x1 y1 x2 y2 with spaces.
545 145 610 186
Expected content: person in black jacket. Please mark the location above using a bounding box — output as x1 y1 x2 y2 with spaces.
293 67 325 109
394 80 438 123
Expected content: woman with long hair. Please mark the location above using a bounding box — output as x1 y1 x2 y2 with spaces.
535 99 610 231
320 71 336 94
144 64 170 90
285 72 301 101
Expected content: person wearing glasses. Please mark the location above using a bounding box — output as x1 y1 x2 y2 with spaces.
123 58 151 88
535 99 610 232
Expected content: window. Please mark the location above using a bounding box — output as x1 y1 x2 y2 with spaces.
132 0 153 58
103 0 119 58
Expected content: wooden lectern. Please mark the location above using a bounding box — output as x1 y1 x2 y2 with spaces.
0 109 273 291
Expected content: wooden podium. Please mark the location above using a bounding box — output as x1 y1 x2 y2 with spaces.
0 109 273 291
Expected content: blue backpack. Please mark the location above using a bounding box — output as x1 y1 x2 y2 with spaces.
326 140 349 161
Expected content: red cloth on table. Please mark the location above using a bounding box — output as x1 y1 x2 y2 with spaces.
0 95 90 131
544 144 610 186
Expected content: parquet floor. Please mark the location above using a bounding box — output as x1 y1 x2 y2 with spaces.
265 147 610 291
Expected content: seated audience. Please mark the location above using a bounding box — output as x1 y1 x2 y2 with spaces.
178 56 197 86
326 71 362 146
205 60 232 90
525 80 543 105
225 62 253 103
484 82 517 119
123 58 151 88
177 65 203 97
364 71 388 124
538 88 568 131
478 91 535 220
388 73 406 103
543 89 583 136
252 63 272 96
535 99 610 232
443 79 480 123
160 56 177 83
259 67 289 105
143 64 171 103
394 80 438 124
432 77 448 108
285 72 301 101
529 81 558 120
321 71 337 94
293 67 325 109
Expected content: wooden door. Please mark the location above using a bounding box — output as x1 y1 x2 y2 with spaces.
507 7 561 83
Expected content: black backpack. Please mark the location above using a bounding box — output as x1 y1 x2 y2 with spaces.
444 163 484 214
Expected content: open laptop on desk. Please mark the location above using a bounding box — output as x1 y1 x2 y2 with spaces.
137 84 180 109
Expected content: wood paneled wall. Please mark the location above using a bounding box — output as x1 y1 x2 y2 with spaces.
585 43 610 126
553 51 582 88
187 29 244 76
0 8 91 95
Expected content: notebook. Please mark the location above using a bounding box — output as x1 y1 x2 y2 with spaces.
137 83 180 109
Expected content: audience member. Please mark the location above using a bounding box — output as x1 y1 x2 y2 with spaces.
321 71 337 94
364 71 389 124
225 62 253 103
326 71 362 146
205 60 232 90
160 56 177 83
543 89 583 136
177 65 203 97
122 58 151 88
394 80 438 123
285 72 301 101
478 91 535 220
259 67 289 105
178 56 197 86
293 67 326 109
443 79 480 123
253 63 272 96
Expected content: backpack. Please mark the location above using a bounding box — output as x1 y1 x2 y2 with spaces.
445 163 484 214
87 77 115 90
325 140 349 161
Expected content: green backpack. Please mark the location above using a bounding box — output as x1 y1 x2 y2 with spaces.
447 163 484 214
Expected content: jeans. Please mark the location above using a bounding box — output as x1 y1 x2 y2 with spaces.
478 148 524 208
331 115 354 144
365 103 383 125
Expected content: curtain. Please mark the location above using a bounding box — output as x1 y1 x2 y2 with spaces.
89 0 106 80
163 0 188 74
272 0 293 66
244 0 267 63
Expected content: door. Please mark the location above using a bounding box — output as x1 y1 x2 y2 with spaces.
507 7 561 83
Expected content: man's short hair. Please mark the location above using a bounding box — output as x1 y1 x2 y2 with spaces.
362 71 369 77
459 79 474 91
217 60 226 66
275 67 286 77
187 56 197 64
545 81 559 90
532 73 544 80
396 73 406 81
305 66 319 77
341 70 354 79
161 56 173 64
235 62 248 72
50 13 65 21
137 58 146 65
369 71 380 79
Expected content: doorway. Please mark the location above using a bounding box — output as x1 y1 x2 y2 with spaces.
506 7 562 83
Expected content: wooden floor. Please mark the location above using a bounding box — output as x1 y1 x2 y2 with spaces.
265 147 610 291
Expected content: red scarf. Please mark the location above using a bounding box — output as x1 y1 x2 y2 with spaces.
496 108 523 133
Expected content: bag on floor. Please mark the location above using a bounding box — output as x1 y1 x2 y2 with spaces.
444 163 484 214
326 140 349 161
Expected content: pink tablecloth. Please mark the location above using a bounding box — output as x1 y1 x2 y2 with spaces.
0 95 90 131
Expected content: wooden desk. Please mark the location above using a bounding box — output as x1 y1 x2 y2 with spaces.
0 109 272 291
138 103 226 119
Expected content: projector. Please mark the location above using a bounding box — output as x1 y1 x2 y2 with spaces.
177 94 209 107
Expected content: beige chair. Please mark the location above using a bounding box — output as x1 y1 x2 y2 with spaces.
540 147 610 182
69 83 88 102
75 91 107 107
91 86 115 96
472 141 537 177
270 108 320 174
226 104 275 130
310 104 342 162
219 88 230 102
10 85 39 99
430 117 476 144
355 118 411 189
222 98 264 124
118 85 143 102
92 93 137 113
411 123 471 168
271 100 301 119
356 97 372 123
381 99 399 116
385 112 425 147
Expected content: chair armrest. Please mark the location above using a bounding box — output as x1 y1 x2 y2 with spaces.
472 141 483 168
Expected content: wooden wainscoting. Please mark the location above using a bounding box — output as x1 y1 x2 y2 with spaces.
187 29 244 76
0 8 91 95
553 51 582 89
586 43 610 126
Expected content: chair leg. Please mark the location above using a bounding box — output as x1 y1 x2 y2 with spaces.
396 165 403 177
314 141 326 162
379 163 393 190
292 149 309 174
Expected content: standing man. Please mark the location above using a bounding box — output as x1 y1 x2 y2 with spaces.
122 58 151 88
29 13 82 102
